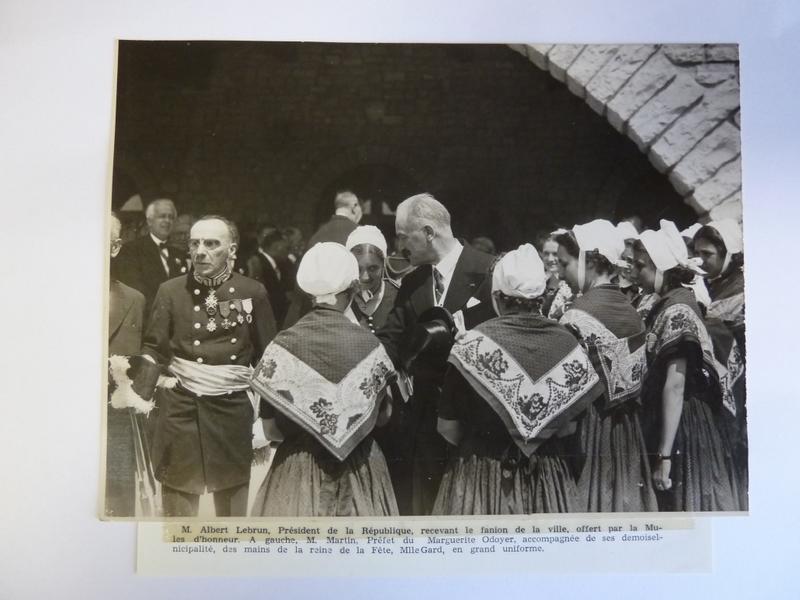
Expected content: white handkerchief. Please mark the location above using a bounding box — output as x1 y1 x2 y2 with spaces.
466 297 481 308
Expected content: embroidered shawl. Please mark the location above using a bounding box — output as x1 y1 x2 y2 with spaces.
645 288 740 416
707 269 745 329
250 308 395 461
448 314 603 456
560 286 647 409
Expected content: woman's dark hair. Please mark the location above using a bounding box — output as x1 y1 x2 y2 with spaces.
661 265 696 290
350 243 385 260
693 225 744 270
633 239 697 290
554 230 615 275
495 292 545 314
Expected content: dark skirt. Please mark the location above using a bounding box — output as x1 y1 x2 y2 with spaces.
251 434 398 517
576 399 658 512
432 435 576 515
658 395 740 512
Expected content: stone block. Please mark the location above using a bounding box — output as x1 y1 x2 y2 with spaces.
507 44 529 59
706 44 739 63
663 44 706 64
565 45 619 98
525 44 554 70
708 193 743 221
606 51 675 132
694 62 738 87
628 74 706 151
688 157 742 212
733 110 741 128
547 45 585 83
585 44 659 114
648 77 740 172
668 122 741 195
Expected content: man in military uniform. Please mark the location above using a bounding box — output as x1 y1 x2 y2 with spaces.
140 215 277 517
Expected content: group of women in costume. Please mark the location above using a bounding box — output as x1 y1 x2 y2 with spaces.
246 216 746 516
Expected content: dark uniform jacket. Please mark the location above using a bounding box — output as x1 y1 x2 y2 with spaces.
377 243 495 514
116 234 189 319
142 271 277 494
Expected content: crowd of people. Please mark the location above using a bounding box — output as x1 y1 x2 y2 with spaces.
105 190 746 518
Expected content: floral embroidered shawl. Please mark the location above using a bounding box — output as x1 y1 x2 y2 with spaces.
707 269 745 330
560 286 647 409
645 288 741 416
250 308 395 461
448 314 603 456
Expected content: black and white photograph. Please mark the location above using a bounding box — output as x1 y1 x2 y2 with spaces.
103 40 746 519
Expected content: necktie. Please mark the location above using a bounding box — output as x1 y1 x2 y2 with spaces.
433 267 444 305
158 242 170 276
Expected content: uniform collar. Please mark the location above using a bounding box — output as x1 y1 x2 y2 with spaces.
193 266 232 288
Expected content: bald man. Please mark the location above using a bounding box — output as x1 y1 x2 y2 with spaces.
116 198 190 318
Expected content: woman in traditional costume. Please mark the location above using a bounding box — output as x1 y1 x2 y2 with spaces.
249 242 398 516
536 232 573 319
633 221 740 511
432 245 604 515
344 225 400 334
555 219 657 512
692 219 747 508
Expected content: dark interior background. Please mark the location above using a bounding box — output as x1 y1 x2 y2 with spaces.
111 41 693 251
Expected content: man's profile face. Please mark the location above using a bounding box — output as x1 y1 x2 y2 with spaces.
395 217 433 266
189 219 236 277
147 202 176 240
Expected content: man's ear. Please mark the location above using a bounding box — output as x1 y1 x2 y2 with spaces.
229 242 238 260
110 240 122 258
422 224 435 241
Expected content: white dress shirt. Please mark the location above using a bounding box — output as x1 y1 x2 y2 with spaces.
433 242 463 306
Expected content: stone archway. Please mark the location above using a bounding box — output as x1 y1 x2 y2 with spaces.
509 44 742 222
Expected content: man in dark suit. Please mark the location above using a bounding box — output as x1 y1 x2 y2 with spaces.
106 213 146 517
378 193 495 515
307 190 362 248
116 198 189 319
246 225 291 329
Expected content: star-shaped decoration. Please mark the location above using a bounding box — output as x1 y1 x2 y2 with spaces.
206 318 217 332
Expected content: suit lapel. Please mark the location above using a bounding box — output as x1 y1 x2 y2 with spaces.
443 247 481 312
410 265 436 317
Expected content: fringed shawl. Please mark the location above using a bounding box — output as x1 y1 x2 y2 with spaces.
447 314 603 456
250 308 395 461
560 286 647 409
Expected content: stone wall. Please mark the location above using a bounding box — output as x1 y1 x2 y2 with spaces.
510 44 742 222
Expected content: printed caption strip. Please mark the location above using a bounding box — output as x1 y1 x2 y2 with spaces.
138 515 711 575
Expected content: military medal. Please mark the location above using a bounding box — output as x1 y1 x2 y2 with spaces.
219 302 232 330
204 290 219 316
206 318 217 332
242 298 254 324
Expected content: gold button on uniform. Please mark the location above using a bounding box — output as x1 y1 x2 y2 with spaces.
193 340 200 346
231 338 237 344
230 355 237 361
196 357 204 364
194 289 200 295
194 323 201 329
229 287 235 293
194 306 200 312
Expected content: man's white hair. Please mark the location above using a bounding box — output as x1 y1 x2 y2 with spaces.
110 213 122 240
396 193 451 233
145 198 177 220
